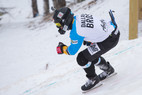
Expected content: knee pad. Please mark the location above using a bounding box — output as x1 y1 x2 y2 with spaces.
77 52 88 66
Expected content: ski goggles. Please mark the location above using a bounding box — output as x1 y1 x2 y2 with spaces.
55 23 62 28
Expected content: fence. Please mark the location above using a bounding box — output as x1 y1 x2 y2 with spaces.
129 0 142 40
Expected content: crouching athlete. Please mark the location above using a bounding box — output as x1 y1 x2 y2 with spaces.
52 7 120 91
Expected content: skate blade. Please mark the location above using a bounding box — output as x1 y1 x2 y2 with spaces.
82 82 103 93
101 72 117 82
102 72 117 81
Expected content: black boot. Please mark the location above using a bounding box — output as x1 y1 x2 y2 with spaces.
98 62 115 80
81 76 100 91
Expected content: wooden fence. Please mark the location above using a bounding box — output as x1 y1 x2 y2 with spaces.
129 0 142 40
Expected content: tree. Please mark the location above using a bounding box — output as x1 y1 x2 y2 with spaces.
52 0 66 9
31 0 39 17
77 0 85 3
44 0 50 15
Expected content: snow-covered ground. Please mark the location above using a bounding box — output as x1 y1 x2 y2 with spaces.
0 0 142 95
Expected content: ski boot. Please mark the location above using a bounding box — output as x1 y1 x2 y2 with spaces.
98 62 115 81
81 76 100 91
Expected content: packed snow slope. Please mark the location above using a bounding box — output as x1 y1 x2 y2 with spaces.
0 0 142 95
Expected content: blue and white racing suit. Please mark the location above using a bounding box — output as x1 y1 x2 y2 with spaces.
67 14 115 55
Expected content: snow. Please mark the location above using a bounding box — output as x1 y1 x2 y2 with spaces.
0 0 142 95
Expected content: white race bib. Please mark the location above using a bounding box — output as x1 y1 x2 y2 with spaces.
87 43 101 55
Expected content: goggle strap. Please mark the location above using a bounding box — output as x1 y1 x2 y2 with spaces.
63 25 68 31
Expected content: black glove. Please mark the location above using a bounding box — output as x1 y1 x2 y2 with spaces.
83 41 92 46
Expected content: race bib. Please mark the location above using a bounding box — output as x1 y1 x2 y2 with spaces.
87 43 100 55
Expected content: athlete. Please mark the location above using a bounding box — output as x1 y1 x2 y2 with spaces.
53 7 120 91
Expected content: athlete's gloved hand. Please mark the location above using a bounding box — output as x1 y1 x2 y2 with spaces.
83 41 92 46
56 42 67 54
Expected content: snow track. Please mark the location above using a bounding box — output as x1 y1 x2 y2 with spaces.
1 0 142 95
